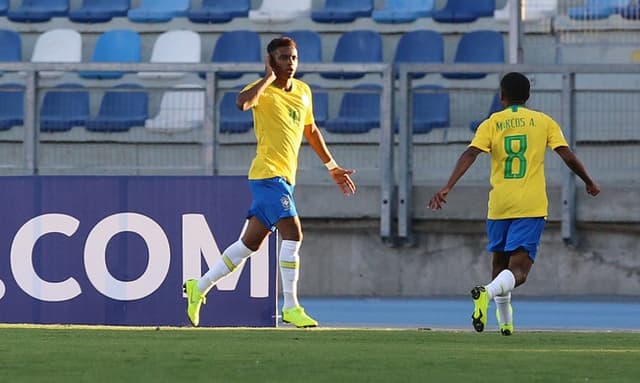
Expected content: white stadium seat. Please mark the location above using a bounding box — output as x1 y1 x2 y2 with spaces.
145 85 204 133
138 30 201 80
31 29 82 79
248 0 312 23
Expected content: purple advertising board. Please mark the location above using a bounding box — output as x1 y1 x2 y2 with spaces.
0 176 278 327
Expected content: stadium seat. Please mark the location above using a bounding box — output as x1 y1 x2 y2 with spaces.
310 86 329 127
324 85 381 134
79 29 141 80
188 0 250 23
372 0 435 23
30 29 81 79
8 0 69 22
0 29 22 64
40 84 89 132
431 0 494 23
128 0 189 23
68 0 130 23
0 84 24 130
0 0 8 16
470 92 502 132
411 85 449 134
494 0 557 21
394 30 443 79
209 30 261 80
568 0 630 20
145 85 204 133
284 30 322 78
321 30 382 80
442 30 504 79
138 30 201 80
311 0 373 23
621 3 640 19
219 89 252 134
86 84 148 132
249 0 312 23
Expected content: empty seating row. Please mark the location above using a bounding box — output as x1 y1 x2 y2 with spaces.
0 0 559 24
0 83 499 135
0 28 504 81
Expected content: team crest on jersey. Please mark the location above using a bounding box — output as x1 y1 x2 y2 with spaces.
301 93 309 107
281 196 291 211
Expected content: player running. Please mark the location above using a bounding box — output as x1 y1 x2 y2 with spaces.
428 72 600 335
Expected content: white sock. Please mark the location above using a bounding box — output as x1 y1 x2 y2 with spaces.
279 240 301 310
485 269 516 300
494 292 512 325
197 240 253 294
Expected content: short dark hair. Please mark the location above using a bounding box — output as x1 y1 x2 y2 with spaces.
500 72 530 104
267 37 297 55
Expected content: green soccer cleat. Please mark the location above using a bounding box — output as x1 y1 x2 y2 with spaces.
470 285 489 332
496 304 514 336
282 306 318 328
183 279 206 327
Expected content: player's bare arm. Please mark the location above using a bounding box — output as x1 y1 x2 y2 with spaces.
554 146 600 196
304 123 356 196
235 55 277 111
428 146 482 210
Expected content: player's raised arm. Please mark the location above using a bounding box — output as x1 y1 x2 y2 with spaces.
303 122 356 196
236 55 277 111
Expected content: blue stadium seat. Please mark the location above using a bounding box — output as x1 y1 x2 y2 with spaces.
219 90 252 134
394 30 443 79
321 30 382 80
0 0 9 15
8 0 69 22
568 0 630 20
0 84 24 130
86 84 148 132
431 0 494 23
442 30 504 79
128 0 188 23
68 0 129 23
209 30 261 80
188 0 250 23
40 84 89 132
470 92 502 132
310 86 329 127
372 0 435 23
621 3 640 19
79 29 141 80
324 85 381 134
311 0 373 23
411 85 449 134
0 30 22 64
285 30 322 78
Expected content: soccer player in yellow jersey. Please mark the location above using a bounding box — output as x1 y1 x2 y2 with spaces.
183 37 356 328
428 72 600 335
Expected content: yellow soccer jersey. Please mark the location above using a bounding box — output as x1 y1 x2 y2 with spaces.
243 78 315 185
470 105 568 219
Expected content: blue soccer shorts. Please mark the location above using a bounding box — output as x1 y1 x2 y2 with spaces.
486 217 546 262
248 177 298 232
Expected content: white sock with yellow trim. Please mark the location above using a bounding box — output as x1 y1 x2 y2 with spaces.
494 292 512 325
197 240 253 294
279 240 301 310
485 269 516 300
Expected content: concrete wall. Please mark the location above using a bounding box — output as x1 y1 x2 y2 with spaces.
293 184 640 297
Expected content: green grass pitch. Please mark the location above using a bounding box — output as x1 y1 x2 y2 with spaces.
1 325 639 382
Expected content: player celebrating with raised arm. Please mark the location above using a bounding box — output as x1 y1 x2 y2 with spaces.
428 72 600 335
183 37 356 328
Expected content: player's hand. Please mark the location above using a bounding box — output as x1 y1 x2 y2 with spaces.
586 182 600 196
329 167 356 196
428 187 450 210
264 55 276 81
